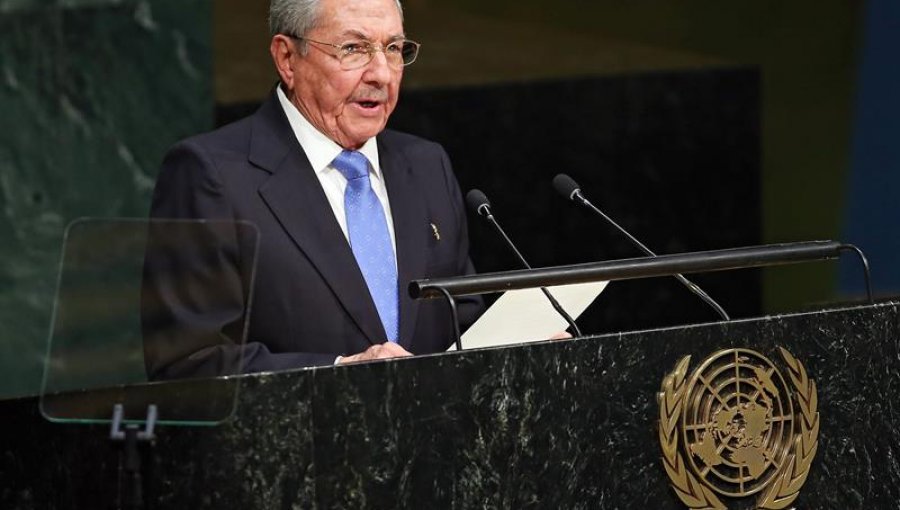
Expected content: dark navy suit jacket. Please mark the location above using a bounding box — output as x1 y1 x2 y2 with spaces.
143 92 483 379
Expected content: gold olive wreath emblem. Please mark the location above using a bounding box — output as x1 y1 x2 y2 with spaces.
658 348 819 510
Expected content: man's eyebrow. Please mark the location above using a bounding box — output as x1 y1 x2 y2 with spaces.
340 29 406 41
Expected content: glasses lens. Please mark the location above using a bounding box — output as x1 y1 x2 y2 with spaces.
401 41 419 65
337 40 419 69
340 42 371 69
341 52 369 69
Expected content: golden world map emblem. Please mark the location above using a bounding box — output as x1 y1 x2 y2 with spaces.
658 348 819 509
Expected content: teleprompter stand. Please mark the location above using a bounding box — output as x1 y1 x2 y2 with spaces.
109 404 157 510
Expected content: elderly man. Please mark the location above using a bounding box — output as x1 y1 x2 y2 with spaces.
143 0 482 378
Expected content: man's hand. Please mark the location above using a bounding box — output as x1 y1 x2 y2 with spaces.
338 342 413 364
550 331 573 340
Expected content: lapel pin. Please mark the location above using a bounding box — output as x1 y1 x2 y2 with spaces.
430 223 440 241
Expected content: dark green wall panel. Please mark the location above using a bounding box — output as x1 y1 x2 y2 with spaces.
0 0 212 399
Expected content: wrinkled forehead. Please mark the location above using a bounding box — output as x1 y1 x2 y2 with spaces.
315 0 404 39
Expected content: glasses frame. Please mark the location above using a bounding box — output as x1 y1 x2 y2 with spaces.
287 34 421 70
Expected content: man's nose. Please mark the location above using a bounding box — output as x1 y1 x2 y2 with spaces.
363 50 394 84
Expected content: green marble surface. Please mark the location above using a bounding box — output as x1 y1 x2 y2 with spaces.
0 0 212 399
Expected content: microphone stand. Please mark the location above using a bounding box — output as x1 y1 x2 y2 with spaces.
469 191 583 337
574 190 730 321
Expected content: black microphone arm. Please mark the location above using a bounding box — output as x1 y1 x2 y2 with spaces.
552 173 731 321
465 189 583 337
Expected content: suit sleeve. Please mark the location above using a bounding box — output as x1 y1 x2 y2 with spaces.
142 140 335 381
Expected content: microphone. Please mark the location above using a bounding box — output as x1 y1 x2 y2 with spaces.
552 174 730 321
466 189 583 337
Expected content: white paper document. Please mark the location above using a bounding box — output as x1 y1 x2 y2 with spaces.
449 281 608 351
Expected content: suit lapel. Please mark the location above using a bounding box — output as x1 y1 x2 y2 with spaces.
379 137 428 349
251 93 386 346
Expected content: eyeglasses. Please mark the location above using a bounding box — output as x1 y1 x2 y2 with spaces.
288 35 420 70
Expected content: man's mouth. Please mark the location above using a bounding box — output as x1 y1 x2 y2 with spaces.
356 100 381 109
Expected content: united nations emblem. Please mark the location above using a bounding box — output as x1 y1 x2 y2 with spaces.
658 348 819 509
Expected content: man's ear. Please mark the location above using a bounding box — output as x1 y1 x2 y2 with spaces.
270 35 297 88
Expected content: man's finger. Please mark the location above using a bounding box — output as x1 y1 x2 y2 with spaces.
338 343 411 364
366 344 384 357
339 345 381 364
378 342 412 357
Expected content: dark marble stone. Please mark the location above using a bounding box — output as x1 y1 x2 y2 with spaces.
2 301 898 508
0 0 212 400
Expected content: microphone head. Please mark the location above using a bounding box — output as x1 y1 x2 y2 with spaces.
465 189 492 217
552 174 581 202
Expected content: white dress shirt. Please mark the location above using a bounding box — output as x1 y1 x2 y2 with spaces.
276 86 397 256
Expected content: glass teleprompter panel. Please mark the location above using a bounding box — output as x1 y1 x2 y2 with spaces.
40 218 260 426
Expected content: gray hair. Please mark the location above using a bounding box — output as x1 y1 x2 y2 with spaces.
269 0 403 38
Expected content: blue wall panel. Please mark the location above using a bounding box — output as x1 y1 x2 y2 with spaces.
840 0 900 297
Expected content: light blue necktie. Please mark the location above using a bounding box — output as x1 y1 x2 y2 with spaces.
332 150 399 343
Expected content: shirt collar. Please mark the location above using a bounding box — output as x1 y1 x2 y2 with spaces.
276 86 382 179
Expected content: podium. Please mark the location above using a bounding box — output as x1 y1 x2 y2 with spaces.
1 300 898 508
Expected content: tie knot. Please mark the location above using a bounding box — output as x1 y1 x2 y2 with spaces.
332 150 370 181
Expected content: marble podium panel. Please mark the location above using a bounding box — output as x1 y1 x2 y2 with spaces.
1 301 898 509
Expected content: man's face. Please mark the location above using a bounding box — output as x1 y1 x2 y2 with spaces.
287 0 404 149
